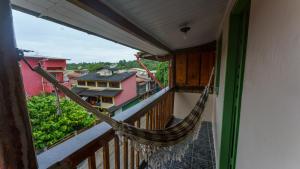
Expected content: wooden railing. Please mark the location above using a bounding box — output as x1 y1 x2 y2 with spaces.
37 88 174 169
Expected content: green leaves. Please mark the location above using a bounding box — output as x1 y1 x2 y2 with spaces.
27 95 96 150
156 62 169 87
67 59 160 71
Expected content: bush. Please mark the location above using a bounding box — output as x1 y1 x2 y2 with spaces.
27 95 96 150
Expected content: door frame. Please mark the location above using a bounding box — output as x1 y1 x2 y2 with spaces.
219 0 250 169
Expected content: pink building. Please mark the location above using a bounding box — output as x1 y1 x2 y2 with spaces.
19 56 70 97
72 68 137 115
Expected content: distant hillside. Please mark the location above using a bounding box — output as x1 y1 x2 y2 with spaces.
67 59 159 71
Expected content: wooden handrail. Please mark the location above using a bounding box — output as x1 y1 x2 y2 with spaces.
37 88 174 169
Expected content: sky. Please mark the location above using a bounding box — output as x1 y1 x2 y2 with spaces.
12 10 138 63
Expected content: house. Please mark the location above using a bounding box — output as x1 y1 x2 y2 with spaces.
65 69 88 87
19 55 71 96
4 0 300 169
72 67 137 114
129 68 157 95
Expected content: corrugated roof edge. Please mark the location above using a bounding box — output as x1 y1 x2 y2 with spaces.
24 55 70 60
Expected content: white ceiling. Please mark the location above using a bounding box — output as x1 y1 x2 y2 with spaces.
103 0 229 50
11 0 229 55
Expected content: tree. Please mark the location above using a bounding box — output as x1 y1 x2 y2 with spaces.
67 59 160 71
27 95 96 150
156 62 169 87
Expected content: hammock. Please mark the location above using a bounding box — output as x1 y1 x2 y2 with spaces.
21 55 213 167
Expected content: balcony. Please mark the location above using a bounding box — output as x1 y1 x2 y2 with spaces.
36 88 215 169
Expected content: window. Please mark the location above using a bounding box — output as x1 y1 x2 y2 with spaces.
78 81 86 86
87 81 96 87
97 81 107 87
109 82 120 88
102 97 113 104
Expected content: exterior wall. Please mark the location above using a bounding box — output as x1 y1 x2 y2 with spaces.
174 92 201 119
213 1 233 167
114 75 137 106
20 59 43 96
76 80 122 90
236 1 300 168
215 0 300 168
43 59 66 69
174 92 214 121
20 57 69 96
55 72 64 82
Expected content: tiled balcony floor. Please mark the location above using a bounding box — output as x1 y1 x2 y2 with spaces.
146 121 216 169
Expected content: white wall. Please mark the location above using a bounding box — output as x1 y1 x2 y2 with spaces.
215 0 300 168
174 92 214 122
174 92 201 119
236 0 300 169
214 19 229 169
213 1 235 167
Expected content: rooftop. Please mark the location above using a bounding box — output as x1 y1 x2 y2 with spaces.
24 55 69 60
76 71 135 82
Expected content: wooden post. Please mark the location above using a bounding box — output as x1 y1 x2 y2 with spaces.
88 154 96 169
103 143 110 169
114 136 120 169
0 1 38 169
123 137 128 169
135 120 140 169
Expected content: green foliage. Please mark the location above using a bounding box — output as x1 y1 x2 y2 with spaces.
156 62 169 86
67 59 159 71
67 62 113 72
27 95 96 150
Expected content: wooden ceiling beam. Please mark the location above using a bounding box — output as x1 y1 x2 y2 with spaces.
174 41 216 54
139 41 216 61
67 0 172 53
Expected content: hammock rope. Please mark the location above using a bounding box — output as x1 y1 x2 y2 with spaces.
20 54 214 147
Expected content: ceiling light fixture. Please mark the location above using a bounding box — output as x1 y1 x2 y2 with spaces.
180 25 191 40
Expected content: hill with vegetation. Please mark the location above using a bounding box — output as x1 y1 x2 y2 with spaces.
67 59 159 71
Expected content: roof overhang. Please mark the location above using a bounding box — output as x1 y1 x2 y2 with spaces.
11 0 229 56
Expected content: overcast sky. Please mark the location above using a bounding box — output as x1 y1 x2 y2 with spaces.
12 10 138 63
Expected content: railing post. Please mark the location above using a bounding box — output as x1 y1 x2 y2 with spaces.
88 154 96 169
114 135 120 169
103 143 110 169
130 140 134 169
123 137 128 169
0 1 38 169
135 120 141 169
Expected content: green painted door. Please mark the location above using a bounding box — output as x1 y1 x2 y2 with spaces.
219 1 250 169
